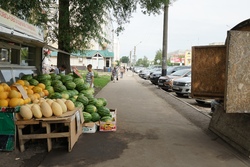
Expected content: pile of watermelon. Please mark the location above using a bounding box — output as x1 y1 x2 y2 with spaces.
21 72 111 123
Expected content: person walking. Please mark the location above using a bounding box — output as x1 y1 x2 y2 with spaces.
86 64 94 88
120 66 125 79
111 66 118 83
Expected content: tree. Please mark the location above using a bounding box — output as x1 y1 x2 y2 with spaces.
1 0 173 73
120 56 129 63
153 49 162 65
136 56 149 67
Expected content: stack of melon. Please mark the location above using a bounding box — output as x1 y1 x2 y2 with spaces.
17 98 76 120
0 80 49 108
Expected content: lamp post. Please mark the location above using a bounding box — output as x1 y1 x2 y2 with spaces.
133 41 142 65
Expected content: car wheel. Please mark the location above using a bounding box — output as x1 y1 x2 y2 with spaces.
195 99 206 104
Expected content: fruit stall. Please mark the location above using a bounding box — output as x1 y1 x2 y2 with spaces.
0 8 116 152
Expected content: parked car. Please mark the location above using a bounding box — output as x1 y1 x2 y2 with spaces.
150 66 191 85
158 69 191 91
172 74 191 96
139 66 161 79
172 75 214 104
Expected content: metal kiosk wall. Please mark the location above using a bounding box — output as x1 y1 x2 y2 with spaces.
191 18 250 157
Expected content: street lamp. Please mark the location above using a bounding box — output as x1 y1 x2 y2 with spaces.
133 41 142 65
129 41 142 67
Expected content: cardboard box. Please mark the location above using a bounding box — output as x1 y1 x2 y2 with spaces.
99 109 117 132
82 122 97 133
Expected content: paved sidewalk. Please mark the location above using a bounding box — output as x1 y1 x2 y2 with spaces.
39 70 250 167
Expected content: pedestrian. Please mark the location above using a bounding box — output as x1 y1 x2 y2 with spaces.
111 66 118 83
120 66 125 78
53 64 66 75
86 64 94 88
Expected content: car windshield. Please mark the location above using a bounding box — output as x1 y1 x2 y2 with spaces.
170 69 190 76
166 66 175 75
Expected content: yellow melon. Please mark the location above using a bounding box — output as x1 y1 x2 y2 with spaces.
31 104 42 119
56 99 67 113
40 101 53 118
24 80 30 87
43 90 49 96
27 89 34 95
0 91 8 100
51 102 63 116
65 100 75 111
33 86 43 93
16 80 25 86
8 90 21 98
23 97 31 104
19 105 33 120
0 99 8 107
9 98 21 107
0 85 4 92
37 83 46 90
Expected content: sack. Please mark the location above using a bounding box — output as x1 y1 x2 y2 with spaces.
111 75 113 81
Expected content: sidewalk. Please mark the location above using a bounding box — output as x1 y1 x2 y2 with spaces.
38 70 250 167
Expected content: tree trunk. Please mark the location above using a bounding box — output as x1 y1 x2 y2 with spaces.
58 0 71 74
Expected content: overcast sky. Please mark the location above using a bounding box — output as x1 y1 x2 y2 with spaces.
116 0 249 60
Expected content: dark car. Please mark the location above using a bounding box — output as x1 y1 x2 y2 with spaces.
158 69 191 91
150 66 191 85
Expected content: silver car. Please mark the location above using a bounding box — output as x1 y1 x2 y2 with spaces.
172 74 191 96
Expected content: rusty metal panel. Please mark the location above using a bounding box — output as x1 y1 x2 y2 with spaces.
225 31 250 113
191 45 226 99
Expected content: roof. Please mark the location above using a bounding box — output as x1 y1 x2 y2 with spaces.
51 50 114 58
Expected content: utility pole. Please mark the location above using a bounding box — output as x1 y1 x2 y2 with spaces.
162 3 169 76
133 41 142 66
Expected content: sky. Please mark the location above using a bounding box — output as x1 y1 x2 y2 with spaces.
116 0 250 61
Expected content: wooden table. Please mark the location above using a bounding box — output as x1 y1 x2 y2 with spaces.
15 108 83 152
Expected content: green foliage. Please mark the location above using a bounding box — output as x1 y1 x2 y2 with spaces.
154 49 162 65
94 75 111 89
136 56 150 67
120 56 129 63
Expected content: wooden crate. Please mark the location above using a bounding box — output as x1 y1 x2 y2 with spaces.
15 108 83 152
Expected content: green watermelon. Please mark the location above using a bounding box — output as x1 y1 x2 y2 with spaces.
85 105 97 114
54 84 67 92
40 79 52 87
21 74 33 81
98 107 111 117
91 112 100 122
82 112 92 123
69 97 76 103
61 75 74 83
100 116 112 122
51 80 63 86
61 91 70 99
49 92 62 99
76 94 89 106
98 98 107 106
50 73 61 80
29 79 39 86
73 78 84 85
65 81 76 90
88 98 98 105
95 99 104 108
46 86 54 94
74 101 84 109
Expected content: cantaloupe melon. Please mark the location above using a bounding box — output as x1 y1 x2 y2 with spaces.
56 99 67 113
65 100 75 111
51 102 63 116
19 105 33 120
40 101 52 118
31 104 42 119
